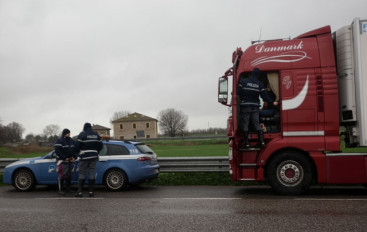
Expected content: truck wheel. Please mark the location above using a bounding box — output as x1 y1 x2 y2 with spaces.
13 169 36 192
104 169 127 191
266 151 313 195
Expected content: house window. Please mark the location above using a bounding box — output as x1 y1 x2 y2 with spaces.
133 123 136 129
146 123 150 128
146 135 150 138
120 136 124 140
120 124 123 130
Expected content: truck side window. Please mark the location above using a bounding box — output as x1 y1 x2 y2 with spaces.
259 72 281 133
267 72 280 101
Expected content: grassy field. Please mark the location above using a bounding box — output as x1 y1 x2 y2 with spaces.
150 144 227 157
0 146 50 158
144 138 228 157
1 137 367 159
0 138 229 158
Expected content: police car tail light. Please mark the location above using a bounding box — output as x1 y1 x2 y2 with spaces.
137 157 152 161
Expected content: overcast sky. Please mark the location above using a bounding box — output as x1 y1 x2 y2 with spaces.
0 0 366 137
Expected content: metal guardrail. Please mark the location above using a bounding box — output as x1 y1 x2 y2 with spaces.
158 156 229 173
136 135 227 142
0 158 21 173
0 157 229 174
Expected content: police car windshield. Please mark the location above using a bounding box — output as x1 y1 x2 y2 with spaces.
135 144 154 154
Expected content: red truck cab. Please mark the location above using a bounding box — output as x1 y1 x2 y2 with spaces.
218 18 367 195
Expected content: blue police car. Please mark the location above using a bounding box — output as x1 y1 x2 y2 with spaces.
3 140 160 191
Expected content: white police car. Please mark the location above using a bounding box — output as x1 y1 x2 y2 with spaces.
3 140 160 191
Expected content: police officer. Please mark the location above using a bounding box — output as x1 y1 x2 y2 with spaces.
74 123 103 197
237 68 278 148
54 128 76 195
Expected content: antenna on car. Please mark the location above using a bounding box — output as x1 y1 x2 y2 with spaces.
258 26 262 42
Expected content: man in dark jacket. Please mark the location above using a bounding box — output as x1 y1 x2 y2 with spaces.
237 68 278 148
54 128 76 195
74 123 103 197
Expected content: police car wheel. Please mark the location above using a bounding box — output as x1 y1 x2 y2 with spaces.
104 169 127 191
13 169 36 192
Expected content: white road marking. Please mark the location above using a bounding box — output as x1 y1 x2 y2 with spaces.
162 198 242 200
294 198 367 201
36 198 104 200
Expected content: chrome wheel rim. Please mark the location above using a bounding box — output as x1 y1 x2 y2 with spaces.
15 171 32 191
276 160 303 187
106 171 124 190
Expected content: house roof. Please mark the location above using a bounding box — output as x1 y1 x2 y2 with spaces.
112 112 158 123
92 124 111 130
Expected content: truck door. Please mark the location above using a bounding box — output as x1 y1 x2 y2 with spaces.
281 69 320 137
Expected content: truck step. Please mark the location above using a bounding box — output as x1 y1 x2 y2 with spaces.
239 147 261 151
239 163 257 167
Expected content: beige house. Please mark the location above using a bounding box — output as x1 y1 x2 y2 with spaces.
112 112 158 140
92 124 111 137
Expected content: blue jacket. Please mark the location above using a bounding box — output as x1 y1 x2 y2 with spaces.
54 137 76 161
74 123 103 160
237 74 274 108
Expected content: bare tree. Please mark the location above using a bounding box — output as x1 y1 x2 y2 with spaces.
110 110 131 123
6 122 25 142
158 108 188 137
43 124 61 138
25 133 36 144
0 119 4 143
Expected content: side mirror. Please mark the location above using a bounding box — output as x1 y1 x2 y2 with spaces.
218 77 228 104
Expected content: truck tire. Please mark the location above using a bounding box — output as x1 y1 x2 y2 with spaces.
266 151 313 195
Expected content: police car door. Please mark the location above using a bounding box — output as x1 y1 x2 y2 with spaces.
95 144 109 182
38 151 59 184
95 144 130 183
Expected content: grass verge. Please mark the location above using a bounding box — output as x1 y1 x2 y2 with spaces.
0 146 51 159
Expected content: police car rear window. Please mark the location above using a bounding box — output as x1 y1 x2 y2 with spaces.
135 144 154 154
107 144 130 156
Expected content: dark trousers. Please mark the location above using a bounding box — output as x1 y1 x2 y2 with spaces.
58 161 74 179
78 158 98 180
240 106 261 132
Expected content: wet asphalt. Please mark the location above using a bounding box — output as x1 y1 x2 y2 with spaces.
0 185 367 232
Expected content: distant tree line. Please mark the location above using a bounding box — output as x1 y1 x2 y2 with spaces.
0 118 61 145
1 107 227 145
25 124 61 145
0 121 25 144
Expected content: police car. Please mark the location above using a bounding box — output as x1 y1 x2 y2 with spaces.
3 140 160 191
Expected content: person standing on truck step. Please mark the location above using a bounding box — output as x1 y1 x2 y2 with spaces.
74 123 103 197
54 128 77 195
237 68 278 148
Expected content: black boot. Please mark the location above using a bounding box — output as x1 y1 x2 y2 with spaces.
242 131 250 149
88 179 95 197
65 178 74 193
75 179 84 197
58 178 65 195
257 130 265 148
